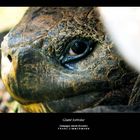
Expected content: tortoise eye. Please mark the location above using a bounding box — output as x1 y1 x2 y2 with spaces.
69 40 88 56
59 38 97 69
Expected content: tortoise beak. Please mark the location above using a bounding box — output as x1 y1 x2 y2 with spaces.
1 36 37 104
1 37 25 103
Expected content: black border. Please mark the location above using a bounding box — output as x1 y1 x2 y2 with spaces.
0 113 140 136
0 0 140 6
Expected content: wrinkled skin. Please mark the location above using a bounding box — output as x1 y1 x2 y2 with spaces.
1 7 139 112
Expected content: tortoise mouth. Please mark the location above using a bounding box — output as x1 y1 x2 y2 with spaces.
2 76 111 110
2 74 109 112
21 90 108 113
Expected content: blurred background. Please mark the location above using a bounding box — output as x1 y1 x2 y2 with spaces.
0 7 28 113
0 7 28 32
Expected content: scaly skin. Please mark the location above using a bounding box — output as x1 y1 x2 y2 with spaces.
1 7 138 112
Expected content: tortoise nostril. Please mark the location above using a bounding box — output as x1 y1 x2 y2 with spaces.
7 54 12 62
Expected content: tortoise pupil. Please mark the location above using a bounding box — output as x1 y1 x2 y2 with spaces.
71 40 87 54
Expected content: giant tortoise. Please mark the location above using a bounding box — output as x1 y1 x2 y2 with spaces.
1 7 140 113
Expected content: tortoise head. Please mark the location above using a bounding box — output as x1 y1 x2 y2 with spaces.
1 7 136 112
